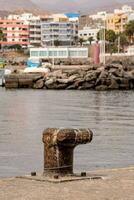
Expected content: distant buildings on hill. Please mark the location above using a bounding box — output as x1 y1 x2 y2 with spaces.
0 5 134 48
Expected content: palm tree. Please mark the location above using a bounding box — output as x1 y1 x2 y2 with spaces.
79 38 84 46
88 36 94 44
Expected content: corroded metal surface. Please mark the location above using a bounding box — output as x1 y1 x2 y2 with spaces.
42 128 93 176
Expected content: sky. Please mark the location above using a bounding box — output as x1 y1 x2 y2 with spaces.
31 0 133 12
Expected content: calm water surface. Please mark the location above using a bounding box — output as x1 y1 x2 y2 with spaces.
0 88 134 177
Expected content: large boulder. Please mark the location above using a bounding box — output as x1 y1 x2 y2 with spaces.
66 84 77 90
33 79 44 89
45 78 55 88
81 81 95 89
95 85 108 91
108 78 119 89
85 70 101 82
96 69 109 85
56 78 69 84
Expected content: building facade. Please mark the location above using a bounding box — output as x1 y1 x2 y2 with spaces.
106 13 128 33
78 26 99 42
41 22 77 46
0 13 41 47
30 47 88 59
0 19 29 47
29 19 41 47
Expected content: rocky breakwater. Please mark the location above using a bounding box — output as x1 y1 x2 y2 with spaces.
5 63 134 90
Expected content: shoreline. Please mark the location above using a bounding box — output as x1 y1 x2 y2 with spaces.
0 166 134 200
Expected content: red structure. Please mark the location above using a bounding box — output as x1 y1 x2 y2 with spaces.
93 43 100 64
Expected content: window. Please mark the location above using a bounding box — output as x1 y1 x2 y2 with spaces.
39 51 47 57
49 51 58 57
31 51 39 57
58 51 67 57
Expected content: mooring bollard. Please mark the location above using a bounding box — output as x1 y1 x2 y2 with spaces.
42 128 93 176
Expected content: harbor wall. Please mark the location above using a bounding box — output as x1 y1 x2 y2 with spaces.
5 63 134 90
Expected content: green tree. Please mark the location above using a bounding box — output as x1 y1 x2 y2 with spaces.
116 32 129 52
97 29 117 53
97 29 117 43
79 38 84 46
125 20 134 44
106 30 117 43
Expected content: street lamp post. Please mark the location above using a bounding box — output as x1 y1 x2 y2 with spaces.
100 19 106 65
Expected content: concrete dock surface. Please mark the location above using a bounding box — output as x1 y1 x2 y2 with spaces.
0 167 134 200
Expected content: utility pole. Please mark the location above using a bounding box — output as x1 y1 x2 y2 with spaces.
52 24 54 67
100 19 106 65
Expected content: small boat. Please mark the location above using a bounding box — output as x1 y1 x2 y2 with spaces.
24 57 51 73
26 57 42 68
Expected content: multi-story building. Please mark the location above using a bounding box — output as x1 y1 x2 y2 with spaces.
29 19 41 47
0 13 41 47
0 19 29 47
41 22 76 46
106 13 128 33
40 14 77 46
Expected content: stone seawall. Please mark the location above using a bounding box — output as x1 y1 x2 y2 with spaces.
5 63 134 90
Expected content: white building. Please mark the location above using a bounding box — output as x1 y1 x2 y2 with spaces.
41 22 77 46
7 13 40 22
29 20 41 47
114 5 133 14
90 11 107 21
78 26 99 41
30 47 88 59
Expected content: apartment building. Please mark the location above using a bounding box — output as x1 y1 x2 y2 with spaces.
0 13 42 47
0 19 29 47
41 14 78 46
106 13 128 33
41 22 76 46
29 19 41 47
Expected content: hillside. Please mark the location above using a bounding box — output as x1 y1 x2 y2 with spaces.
0 0 37 11
32 0 134 13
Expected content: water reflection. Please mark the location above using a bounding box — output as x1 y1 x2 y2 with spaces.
0 88 134 177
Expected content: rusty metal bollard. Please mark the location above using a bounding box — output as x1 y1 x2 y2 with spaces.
42 128 93 176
